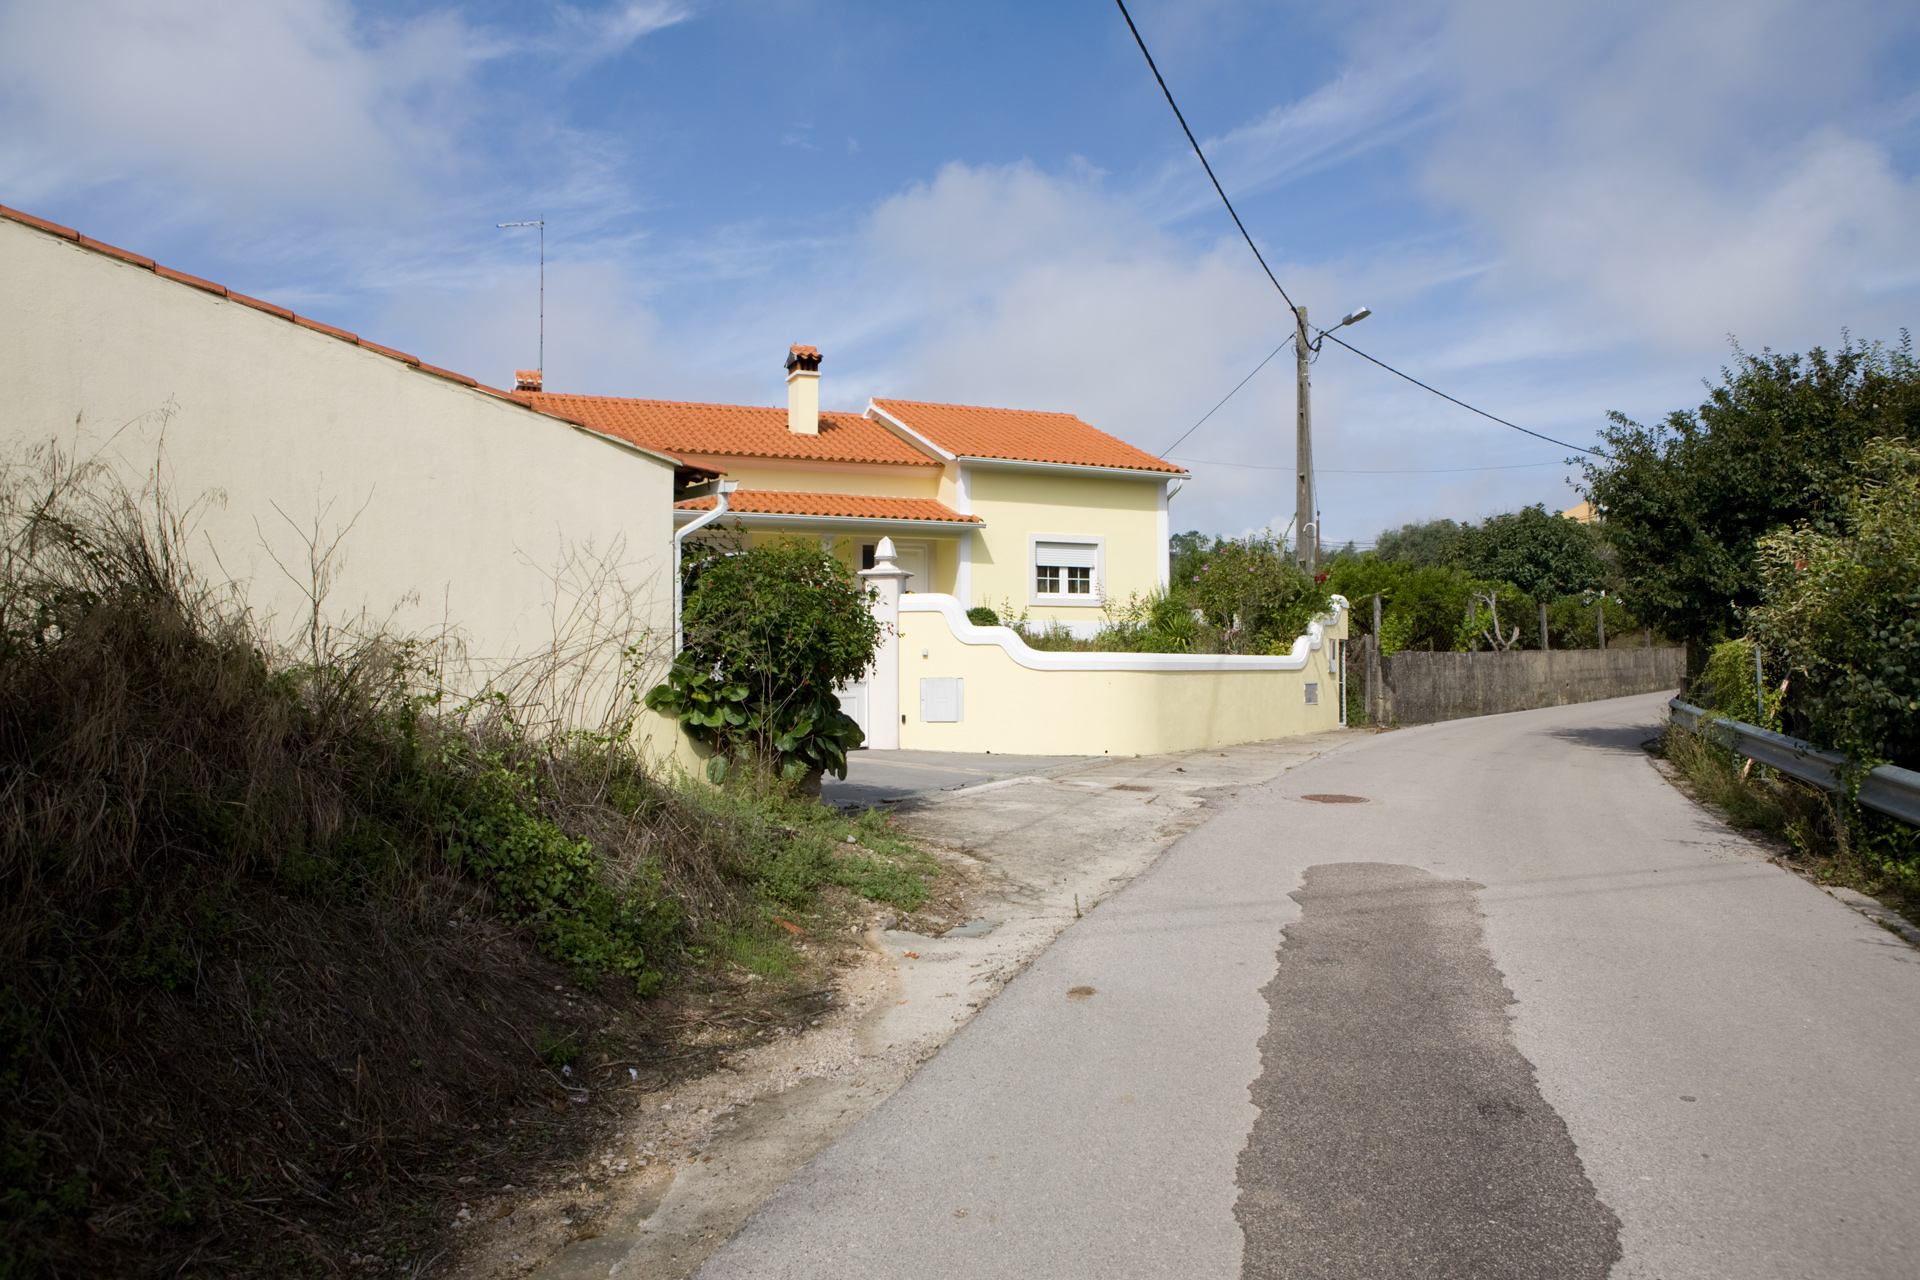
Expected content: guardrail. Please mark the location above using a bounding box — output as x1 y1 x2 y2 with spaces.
1668 700 1920 825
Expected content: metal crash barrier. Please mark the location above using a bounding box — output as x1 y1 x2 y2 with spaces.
1668 700 1920 826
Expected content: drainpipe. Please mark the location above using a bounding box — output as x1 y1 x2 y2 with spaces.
675 481 736 654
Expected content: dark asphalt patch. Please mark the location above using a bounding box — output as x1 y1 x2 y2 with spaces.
1235 863 1621 1279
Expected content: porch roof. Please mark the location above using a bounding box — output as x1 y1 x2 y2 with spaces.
673 490 982 530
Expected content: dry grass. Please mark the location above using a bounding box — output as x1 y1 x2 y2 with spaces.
1658 723 1920 928
0 443 930 1277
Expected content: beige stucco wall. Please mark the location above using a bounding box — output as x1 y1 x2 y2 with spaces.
0 218 677 717
963 467 1166 626
896 595 1349 755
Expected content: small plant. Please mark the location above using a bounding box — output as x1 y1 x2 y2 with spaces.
536 1027 582 1069
966 605 1000 627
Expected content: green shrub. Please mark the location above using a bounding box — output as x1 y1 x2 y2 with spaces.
649 540 879 781
1186 533 1330 654
1752 437 1920 768
966 605 1000 627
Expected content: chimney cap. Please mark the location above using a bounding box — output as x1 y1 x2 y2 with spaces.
785 345 822 374
514 369 543 392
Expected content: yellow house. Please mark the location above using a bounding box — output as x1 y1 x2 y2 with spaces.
524 346 1189 636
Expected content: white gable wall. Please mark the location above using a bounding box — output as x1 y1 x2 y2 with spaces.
0 217 676 712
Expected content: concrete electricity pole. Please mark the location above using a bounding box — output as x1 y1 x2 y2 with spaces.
1294 305 1316 574
1294 304 1371 575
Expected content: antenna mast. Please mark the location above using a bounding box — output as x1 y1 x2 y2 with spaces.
496 219 546 373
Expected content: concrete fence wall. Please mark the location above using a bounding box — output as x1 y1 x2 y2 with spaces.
1368 646 1687 726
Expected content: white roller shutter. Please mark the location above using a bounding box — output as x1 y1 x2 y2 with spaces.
1035 541 1098 569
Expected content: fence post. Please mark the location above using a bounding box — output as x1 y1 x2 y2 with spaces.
1539 601 1550 650
857 537 913 749
1596 604 1606 651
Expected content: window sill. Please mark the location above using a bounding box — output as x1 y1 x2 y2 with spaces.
1027 597 1106 609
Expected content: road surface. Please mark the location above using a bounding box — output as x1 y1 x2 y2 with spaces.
693 691 1920 1279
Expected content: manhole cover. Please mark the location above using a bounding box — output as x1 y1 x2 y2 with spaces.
1301 793 1369 804
1111 784 1151 792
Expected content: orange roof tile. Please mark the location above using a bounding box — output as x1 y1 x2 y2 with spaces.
870 398 1184 475
674 491 979 523
529 394 940 467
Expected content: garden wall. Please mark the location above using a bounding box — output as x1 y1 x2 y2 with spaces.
1369 647 1686 726
887 593 1350 756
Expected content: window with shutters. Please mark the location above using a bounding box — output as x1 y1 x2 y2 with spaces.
1030 537 1103 606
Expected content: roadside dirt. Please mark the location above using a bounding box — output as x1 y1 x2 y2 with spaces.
444 730 1362 1280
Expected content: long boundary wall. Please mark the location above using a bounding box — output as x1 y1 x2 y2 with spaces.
1372 647 1686 726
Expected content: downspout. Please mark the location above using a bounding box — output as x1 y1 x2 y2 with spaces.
675 481 736 653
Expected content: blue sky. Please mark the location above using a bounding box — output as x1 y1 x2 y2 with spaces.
4 0 1917 546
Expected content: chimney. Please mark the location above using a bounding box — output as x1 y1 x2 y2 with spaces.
785 345 821 434
515 369 543 392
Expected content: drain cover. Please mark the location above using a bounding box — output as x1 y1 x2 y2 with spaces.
1301 793 1369 804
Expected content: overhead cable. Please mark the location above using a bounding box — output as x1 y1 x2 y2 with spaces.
1159 335 1294 457
1169 456 1575 475
1112 0 1607 460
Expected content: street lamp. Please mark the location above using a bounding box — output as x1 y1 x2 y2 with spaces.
1294 303 1370 573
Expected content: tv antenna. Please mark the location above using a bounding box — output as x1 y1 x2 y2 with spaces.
497 219 545 373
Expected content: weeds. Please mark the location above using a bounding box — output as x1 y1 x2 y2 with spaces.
0 443 932 1277
1659 723 1920 924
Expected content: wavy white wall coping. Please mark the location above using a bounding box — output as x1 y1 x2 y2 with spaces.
899 593 1348 673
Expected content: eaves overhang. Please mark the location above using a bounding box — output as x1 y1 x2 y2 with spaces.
953 455 1186 481
671 509 985 533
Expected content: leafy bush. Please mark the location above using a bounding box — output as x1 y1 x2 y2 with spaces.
1185 533 1330 654
648 540 881 782
1583 335 1920 659
1752 437 1920 768
966 605 1000 627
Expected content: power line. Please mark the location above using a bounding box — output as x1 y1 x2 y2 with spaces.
1314 330 1603 456
1159 334 1294 457
1112 0 1296 314
1112 0 1607 461
1169 456 1575 474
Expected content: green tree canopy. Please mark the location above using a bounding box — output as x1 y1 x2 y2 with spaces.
1581 336 1920 658
1453 504 1605 599
1374 518 1463 568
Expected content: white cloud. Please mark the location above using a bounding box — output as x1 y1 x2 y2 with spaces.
0 0 483 213
1140 49 1441 226
0 0 687 217
1417 0 1920 348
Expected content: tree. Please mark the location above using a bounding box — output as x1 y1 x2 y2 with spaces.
1453 504 1604 599
1582 336 1920 666
1375 519 1463 568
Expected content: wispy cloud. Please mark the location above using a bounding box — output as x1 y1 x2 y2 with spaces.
1136 48 1442 226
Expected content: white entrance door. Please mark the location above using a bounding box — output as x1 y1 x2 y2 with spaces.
836 678 870 742
892 541 930 593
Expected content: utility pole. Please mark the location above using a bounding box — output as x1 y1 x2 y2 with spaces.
1294 305 1315 574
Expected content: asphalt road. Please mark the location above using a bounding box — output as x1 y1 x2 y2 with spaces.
694 692 1920 1279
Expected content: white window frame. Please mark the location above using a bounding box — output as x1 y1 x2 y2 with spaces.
1028 533 1106 608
